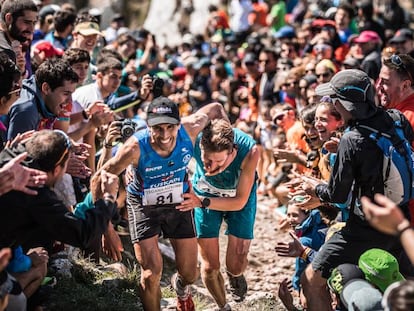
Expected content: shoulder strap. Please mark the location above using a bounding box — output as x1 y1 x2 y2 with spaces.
357 124 392 141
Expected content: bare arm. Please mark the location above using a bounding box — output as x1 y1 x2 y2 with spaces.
96 121 122 170
182 102 229 143
206 145 259 211
90 136 140 201
178 145 259 212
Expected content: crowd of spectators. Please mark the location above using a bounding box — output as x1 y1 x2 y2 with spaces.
1 0 414 310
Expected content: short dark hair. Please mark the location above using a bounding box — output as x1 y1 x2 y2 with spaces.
300 103 317 125
25 130 71 172
53 9 77 33
96 48 123 64
208 4 218 12
62 48 91 66
1 0 38 24
337 2 355 20
96 56 123 74
260 47 278 62
0 51 21 98
116 33 137 47
35 58 78 91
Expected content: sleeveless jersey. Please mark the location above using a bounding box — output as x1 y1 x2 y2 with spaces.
127 126 193 206
192 128 257 201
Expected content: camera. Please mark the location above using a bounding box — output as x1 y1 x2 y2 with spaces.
152 76 164 99
120 119 138 140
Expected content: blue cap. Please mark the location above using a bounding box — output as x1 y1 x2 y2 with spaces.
274 26 296 39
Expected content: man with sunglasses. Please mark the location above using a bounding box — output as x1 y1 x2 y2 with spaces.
377 54 414 125
377 53 414 225
297 69 414 311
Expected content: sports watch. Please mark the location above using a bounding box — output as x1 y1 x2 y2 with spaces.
201 197 211 208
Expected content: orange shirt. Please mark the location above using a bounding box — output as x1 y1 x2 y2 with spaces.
248 2 269 27
394 93 414 131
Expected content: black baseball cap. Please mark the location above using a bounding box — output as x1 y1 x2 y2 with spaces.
146 97 180 126
316 69 375 112
389 28 414 44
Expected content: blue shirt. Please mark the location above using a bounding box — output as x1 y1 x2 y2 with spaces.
127 126 193 206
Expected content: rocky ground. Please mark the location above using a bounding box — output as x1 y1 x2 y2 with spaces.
45 196 295 311
157 197 296 311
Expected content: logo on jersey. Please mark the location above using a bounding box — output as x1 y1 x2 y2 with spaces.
145 165 162 172
183 154 191 164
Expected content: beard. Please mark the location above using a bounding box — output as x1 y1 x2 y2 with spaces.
8 22 31 43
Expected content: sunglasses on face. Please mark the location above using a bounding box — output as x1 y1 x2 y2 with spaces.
284 81 298 87
317 72 331 78
390 54 414 83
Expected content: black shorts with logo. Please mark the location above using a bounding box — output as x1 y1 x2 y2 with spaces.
126 192 196 243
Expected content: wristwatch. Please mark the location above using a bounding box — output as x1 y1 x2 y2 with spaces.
201 197 211 208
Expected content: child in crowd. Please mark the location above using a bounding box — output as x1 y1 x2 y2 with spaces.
276 199 327 295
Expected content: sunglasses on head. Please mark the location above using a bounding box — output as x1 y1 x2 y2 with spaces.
390 54 414 83
8 81 21 97
54 130 72 167
274 114 285 121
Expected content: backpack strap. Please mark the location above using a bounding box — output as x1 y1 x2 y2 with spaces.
357 124 391 140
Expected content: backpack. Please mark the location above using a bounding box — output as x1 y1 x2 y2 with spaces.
356 120 414 206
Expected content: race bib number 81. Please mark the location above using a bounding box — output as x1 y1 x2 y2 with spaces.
142 182 183 206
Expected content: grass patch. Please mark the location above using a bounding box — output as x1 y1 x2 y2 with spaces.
46 255 143 311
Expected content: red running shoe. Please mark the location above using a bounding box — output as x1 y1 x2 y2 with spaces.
176 293 195 311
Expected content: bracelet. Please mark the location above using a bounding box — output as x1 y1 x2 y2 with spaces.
103 140 112 149
397 223 412 238
82 110 89 120
299 247 311 260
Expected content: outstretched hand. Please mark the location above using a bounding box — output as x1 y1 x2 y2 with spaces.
0 152 47 196
5 130 35 149
278 278 296 311
102 223 124 261
177 181 202 212
100 170 119 199
275 231 305 258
